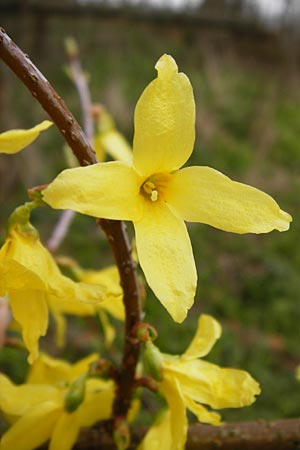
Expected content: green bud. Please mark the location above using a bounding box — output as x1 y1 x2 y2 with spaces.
64 374 87 413
7 202 40 239
144 341 163 382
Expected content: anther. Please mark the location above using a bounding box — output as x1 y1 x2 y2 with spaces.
151 190 158 201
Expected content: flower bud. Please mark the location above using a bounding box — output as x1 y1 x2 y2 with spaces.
64 374 87 413
144 341 163 382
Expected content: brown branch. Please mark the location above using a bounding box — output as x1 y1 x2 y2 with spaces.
0 27 142 442
0 27 96 166
37 418 300 450
99 219 141 420
184 419 300 450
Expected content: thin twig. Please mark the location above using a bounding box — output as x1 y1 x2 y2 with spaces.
46 37 94 252
46 209 76 252
65 37 94 145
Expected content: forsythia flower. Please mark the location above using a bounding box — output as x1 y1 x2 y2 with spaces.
0 121 52 154
42 55 292 323
50 258 124 347
0 353 114 450
140 315 261 450
0 205 105 363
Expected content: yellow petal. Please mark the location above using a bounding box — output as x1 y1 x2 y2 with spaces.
43 161 142 221
49 412 80 450
183 395 221 425
167 166 292 233
0 402 60 450
137 410 174 450
134 202 197 323
98 309 116 346
77 379 114 426
27 353 71 385
9 290 48 364
79 265 125 320
165 359 261 409
0 373 58 416
0 258 45 293
183 315 221 360
159 375 187 450
101 130 133 163
70 354 100 380
133 54 195 177
51 308 67 348
27 353 99 385
0 120 52 154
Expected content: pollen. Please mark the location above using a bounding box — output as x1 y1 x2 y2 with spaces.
151 190 158 202
141 172 171 202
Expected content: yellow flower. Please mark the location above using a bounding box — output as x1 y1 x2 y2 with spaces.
43 55 292 323
0 353 114 450
0 206 105 363
0 121 52 154
141 315 261 450
137 409 173 450
49 258 124 347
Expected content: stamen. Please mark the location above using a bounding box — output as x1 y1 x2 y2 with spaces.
151 190 158 202
143 181 156 195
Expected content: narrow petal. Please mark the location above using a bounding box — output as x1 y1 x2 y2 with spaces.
133 54 195 177
183 315 221 360
78 265 125 320
165 359 261 409
137 410 174 450
0 373 58 416
101 130 133 163
98 309 116 346
49 412 80 450
0 120 52 154
51 308 67 348
77 379 114 426
43 161 142 221
0 402 60 450
160 375 187 450
167 166 292 233
9 290 48 364
134 202 197 323
183 395 221 425
27 353 98 385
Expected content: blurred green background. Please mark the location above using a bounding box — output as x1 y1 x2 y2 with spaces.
1 0 300 425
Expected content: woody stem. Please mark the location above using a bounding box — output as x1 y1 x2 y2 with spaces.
0 26 142 439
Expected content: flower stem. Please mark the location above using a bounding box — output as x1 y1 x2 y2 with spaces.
99 219 142 420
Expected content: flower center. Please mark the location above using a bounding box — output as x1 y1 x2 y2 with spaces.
141 173 171 202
